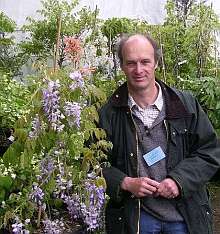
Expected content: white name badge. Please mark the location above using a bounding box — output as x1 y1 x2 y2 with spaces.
143 146 165 166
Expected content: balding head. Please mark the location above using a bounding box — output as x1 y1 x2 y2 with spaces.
117 33 161 67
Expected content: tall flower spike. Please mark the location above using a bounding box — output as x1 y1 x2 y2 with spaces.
29 114 42 139
80 181 105 231
42 80 65 132
37 157 55 183
69 71 84 91
30 184 44 206
43 219 64 234
63 101 81 128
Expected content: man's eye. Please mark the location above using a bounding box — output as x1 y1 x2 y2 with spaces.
142 60 149 65
127 62 136 66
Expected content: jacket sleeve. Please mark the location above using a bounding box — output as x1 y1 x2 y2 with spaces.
102 166 127 202
168 94 220 198
98 105 128 202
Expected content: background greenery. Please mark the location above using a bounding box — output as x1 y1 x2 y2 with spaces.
0 0 219 232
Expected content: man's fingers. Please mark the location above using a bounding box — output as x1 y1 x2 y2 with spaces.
144 183 158 193
156 178 180 198
142 177 160 188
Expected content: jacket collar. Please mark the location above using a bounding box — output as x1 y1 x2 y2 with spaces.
109 79 191 119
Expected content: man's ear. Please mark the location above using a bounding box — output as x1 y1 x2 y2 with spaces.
154 62 158 69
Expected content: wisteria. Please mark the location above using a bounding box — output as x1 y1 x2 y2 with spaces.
43 219 65 234
12 218 30 234
63 194 81 220
42 80 65 132
37 156 55 183
62 179 105 232
29 114 42 139
55 175 71 197
69 71 84 91
2 33 110 233
54 164 73 198
29 183 44 206
63 101 81 128
12 221 23 234
82 181 105 231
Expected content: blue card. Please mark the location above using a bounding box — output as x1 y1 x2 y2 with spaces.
143 146 165 166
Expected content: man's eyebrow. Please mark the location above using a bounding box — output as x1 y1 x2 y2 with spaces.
126 60 136 63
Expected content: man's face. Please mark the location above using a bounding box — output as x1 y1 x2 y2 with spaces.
121 36 157 93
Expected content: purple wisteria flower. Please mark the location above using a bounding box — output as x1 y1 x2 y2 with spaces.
54 169 73 199
29 184 44 206
69 71 84 91
81 182 105 231
12 222 23 234
63 194 81 220
43 219 64 234
29 114 42 139
63 101 81 128
12 218 30 234
42 80 65 132
62 179 105 231
37 157 55 183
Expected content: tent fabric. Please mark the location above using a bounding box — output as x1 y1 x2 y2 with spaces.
1 0 220 27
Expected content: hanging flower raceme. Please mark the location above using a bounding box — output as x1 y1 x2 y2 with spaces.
43 219 65 234
63 194 81 220
12 221 23 234
37 156 55 183
82 181 105 231
69 71 84 91
63 101 81 128
12 217 30 234
29 183 44 206
29 114 44 139
64 36 83 63
42 80 65 132
62 179 105 232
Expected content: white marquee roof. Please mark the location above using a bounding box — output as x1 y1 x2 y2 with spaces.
1 0 220 28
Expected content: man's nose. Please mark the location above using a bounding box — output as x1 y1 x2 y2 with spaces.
135 62 143 74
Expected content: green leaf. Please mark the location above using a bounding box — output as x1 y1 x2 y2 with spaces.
45 177 56 194
95 177 106 189
216 102 220 109
0 189 6 203
3 141 24 166
82 148 94 171
54 198 63 208
0 176 13 190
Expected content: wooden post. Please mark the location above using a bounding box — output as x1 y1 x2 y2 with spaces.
54 15 62 72
158 28 166 83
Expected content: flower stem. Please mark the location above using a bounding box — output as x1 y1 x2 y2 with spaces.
37 206 42 228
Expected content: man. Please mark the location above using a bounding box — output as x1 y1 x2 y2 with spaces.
98 33 220 234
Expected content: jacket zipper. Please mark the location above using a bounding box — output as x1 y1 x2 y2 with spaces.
163 119 170 173
129 109 140 234
164 119 169 142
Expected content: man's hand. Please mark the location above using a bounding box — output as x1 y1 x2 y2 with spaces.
155 178 180 199
121 177 160 198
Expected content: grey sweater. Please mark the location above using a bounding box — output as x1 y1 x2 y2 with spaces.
133 107 183 222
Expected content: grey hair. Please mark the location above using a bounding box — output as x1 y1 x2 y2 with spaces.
117 33 161 66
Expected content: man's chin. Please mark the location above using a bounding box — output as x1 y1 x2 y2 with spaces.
129 84 148 92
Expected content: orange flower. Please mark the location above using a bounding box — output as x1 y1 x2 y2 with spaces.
80 67 96 75
64 36 83 62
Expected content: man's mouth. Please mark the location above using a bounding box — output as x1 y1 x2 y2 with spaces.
134 77 145 82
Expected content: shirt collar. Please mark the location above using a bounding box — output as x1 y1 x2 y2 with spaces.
128 82 163 111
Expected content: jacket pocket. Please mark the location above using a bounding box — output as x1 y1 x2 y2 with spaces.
195 189 213 233
177 194 213 234
201 203 213 234
105 207 125 234
168 126 189 169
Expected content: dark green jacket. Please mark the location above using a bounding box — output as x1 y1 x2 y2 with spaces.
99 81 220 234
